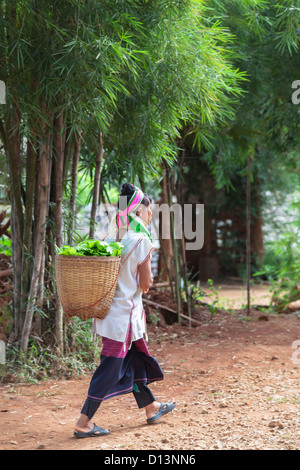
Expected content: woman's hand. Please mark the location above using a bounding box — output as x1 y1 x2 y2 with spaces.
142 283 152 294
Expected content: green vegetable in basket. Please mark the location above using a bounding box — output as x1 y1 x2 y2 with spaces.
56 239 124 257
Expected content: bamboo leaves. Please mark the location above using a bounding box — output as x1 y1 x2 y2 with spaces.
274 1 300 54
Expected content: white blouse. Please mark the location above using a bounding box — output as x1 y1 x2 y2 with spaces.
93 229 155 345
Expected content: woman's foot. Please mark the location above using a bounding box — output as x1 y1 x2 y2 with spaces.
74 414 94 433
74 421 94 434
74 414 109 436
74 423 110 439
145 398 176 421
145 401 162 420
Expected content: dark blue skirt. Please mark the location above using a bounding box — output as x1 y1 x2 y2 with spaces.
86 337 164 405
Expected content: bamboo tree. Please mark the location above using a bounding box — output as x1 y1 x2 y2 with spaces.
53 107 66 350
21 115 53 353
68 131 82 245
175 144 193 327
165 163 181 323
4 104 23 338
246 153 252 316
1 0 170 352
54 107 66 249
22 131 37 320
89 132 103 239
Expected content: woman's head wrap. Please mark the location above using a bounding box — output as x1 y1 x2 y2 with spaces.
108 184 152 242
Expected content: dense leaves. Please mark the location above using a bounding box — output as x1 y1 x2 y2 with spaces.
56 240 124 257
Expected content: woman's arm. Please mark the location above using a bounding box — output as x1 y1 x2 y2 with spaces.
138 255 153 294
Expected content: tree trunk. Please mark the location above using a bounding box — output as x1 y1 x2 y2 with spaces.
21 133 37 320
34 249 45 337
4 105 23 339
21 120 52 353
176 146 192 327
246 154 252 316
68 131 81 245
62 120 72 184
166 164 181 323
53 109 66 351
54 110 66 248
251 182 264 264
158 168 174 283
10 201 23 340
89 132 103 239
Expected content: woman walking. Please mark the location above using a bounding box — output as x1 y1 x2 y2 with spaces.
74 183 176 438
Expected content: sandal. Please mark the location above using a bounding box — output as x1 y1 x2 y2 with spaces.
146 401 176 424
74 423 110 439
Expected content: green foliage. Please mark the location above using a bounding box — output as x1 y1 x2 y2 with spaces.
1 0 244 174
99 0 247 184
56 239 124 257
273 0 300 54
206 278 223 318
254 189 300 310
0 234 12 256
1 318 102 383
197 0 300 191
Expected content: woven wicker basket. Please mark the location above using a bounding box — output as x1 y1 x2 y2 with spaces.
55 254 121 321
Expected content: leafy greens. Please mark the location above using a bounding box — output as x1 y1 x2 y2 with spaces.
56 240 124 257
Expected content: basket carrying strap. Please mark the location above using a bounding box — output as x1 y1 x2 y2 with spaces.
64 240 141 315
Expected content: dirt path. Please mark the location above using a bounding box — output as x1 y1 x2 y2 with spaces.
201 281 273 309
1 309 300 451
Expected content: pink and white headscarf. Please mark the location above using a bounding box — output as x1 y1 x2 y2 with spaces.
108 185 152 242
116 187 144 230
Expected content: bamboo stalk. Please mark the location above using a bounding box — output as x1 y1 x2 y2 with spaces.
175 144 192 328
165 164 181 323
54 108 66 351
21 116 53 354
246 154 252 316
68 131 81 245
181 235 192 328
90 132 103 239
54 108 65 248
5 104 23 338
21 132 37 318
